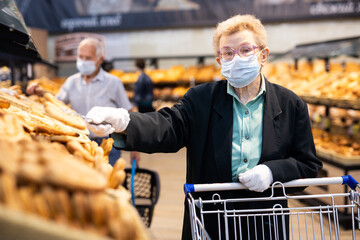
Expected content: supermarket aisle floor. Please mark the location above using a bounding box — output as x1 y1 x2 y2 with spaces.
122 149 357 240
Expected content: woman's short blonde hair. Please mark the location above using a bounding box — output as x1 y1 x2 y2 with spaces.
213 14 267 55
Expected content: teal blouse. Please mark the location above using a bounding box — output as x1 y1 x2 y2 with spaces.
227 75 266 182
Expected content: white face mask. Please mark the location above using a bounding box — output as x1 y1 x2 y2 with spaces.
76 59 97 76
220 53 261 88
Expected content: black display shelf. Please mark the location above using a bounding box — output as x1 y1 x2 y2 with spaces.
0 0 57 85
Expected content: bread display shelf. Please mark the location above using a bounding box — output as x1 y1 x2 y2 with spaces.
0 90 149 240
301 95 360 111
316 146 360 166
0 202 111 240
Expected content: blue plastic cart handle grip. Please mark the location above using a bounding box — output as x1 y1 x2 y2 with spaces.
184 183 194 194
131 158 136 205
342 175 359 190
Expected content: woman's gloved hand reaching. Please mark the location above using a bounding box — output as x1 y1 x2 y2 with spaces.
86 107 130 137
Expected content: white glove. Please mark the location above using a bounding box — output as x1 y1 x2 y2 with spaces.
86 123 115 137
238 165 273 192
86 107 130 136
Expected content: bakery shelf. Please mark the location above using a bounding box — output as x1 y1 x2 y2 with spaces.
0 204 111 240
301 95 360 111
316 146 360 168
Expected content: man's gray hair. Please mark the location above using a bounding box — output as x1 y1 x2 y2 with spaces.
78 37 105 59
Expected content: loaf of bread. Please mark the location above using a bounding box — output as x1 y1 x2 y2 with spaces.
44 101 86 130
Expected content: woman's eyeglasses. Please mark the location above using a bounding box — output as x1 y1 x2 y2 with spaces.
218 44 260 61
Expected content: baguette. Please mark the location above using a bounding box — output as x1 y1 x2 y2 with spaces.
34 192 51 218
0 141 20 174
113 158 126 171
94 146 105 168
99 162 113 180
34 124 79 137
108 158 126 184
54 189 73 221
44 153 107 191
21 144 39 163
0 92 30 111
44 92 68 110
5 105 86 136
89 193 106 227
0 173 20 210
41 186 58 219
73 151 94 168
18 161 45 183
44 101 86 130
83 141 92 152
90 141 99 156
29 113 79 136
72 191 90 225
107 170 126 189
0 112 30 141
18 186 36 212
100 138 114 156
66 140 94 162
113 197 138 240
50 134 91 143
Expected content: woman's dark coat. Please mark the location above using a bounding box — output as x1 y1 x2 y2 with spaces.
115 78 322 239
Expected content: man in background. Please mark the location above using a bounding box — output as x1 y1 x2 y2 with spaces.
27 37 134 166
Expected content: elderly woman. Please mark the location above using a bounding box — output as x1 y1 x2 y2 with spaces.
86 15 322 239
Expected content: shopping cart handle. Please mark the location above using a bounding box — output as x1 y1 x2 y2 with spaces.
184 175 359 194
342 175 359 190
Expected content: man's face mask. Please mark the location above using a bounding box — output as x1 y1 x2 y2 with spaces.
76 59 97 76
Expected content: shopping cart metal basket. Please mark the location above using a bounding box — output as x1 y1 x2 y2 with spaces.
184 175 360 240
123 159 160 227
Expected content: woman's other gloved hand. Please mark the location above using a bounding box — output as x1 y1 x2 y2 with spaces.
238 164 273 192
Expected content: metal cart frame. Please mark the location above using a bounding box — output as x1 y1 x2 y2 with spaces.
184 175 360 240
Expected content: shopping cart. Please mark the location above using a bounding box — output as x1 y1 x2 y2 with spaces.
123 159 160 227
184 175 360 240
